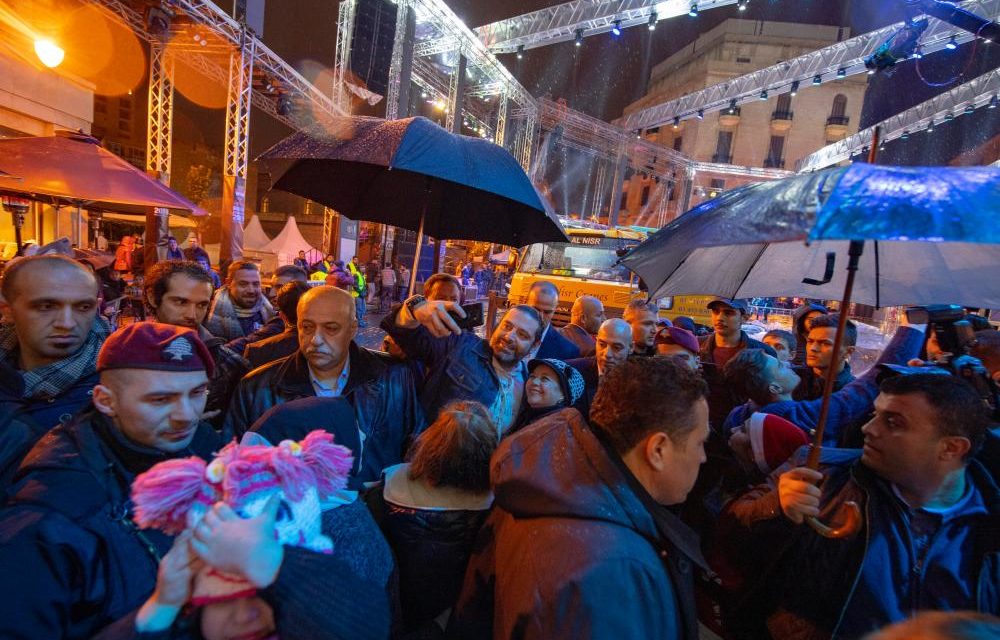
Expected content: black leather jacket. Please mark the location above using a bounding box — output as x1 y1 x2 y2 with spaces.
224 343 426 482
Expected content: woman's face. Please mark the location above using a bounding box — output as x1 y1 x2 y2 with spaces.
200 596 276 640
526 363 565 409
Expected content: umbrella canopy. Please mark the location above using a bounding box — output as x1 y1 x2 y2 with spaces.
622 163 1000 308
0 131 207 216
258 116 566 248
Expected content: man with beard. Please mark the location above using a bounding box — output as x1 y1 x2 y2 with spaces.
142 261 248 426
0 255 110 482
624 299 660 357
0 322 223 639
225 286 424 482
204 260 274 342
382 295 543 436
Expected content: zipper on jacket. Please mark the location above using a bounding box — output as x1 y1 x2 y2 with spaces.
831 483 871 639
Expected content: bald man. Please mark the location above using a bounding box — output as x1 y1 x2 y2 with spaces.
526 281 580 360
0 255 110 451
566 318 633 416
225 286 425 483
557 295 605 358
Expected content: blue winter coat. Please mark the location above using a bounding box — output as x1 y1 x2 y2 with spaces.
535 326 581 361
450 408 706 639
0 361 97 432
723 326 925 444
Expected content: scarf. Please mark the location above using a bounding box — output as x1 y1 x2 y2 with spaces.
0 317 110 400
210 289 274 322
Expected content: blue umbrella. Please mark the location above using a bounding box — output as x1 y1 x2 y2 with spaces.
622 160 1000 539
259 116 566 291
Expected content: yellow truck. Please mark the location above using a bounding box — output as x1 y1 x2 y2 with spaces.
508 224 714 326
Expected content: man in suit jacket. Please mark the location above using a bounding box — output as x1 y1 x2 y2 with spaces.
557 295 605 358
527 281 581 361
566 318 633 417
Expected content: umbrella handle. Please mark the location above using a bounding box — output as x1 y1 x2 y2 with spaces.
806 502 862 539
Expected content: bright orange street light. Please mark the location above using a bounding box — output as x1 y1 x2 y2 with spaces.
33 37 64 67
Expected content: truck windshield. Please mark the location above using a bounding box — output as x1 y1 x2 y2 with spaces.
518 238 637 283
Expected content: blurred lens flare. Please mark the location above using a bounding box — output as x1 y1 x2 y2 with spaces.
59 3 145 95
33 37 63 67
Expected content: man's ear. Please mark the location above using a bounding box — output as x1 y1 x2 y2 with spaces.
939 436 971 463
92 384 116 417
644 431 671 471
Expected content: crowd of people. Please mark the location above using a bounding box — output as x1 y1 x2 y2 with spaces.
0 246 997 640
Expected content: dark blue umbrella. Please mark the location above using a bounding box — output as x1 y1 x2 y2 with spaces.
259 116 566 290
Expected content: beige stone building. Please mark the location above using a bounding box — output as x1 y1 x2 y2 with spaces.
618 19 867 227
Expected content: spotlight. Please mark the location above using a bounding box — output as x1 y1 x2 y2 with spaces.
790 80 800 97
688 3 698 17
900 130 910 140
989 94 998 109
813 74 822 85
867 68 876 75
728 98 737 114
145 5 172 39
648 13 657 30
276 93 294 117
672 116 680 129
612 20 622 37
33 39 64 68
738 0 749 11
927 119 935 132
421 91 428 98
575 29 583 46
911 45 923 60
964 103 975 115
516 45 524 59
837 67 847 79
945 112 956 121
696 109 704 120
759 89 768 101
946 35 958 50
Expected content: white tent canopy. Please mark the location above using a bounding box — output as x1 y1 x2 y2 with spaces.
262 216 320 265
243 214 271 250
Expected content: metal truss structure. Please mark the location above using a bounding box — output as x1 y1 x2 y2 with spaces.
146 42 174 180
618 0 1000 131
799 67 1000 171
475 0 741 54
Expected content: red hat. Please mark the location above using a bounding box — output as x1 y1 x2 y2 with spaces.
98 322 215 377
654 326 700 355
745 412 809 474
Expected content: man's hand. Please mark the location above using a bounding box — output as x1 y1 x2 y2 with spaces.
777 467 824 524
137 530 203 632
191 495 284 589
401 298 465 337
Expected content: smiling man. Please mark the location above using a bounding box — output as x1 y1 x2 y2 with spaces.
204 260 274 342
0 322 222 639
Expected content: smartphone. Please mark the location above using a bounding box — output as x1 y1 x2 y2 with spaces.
449 302 485 330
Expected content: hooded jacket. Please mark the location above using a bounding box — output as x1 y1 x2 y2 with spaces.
449 408 706 640
791 303 828 366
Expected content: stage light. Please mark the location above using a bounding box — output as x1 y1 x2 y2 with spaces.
946 35 958 50
813 74 822 85
688 3 699 17
612 20 622 37
911 45 923 59
837 67 847 78
989 94 998 109
900 130 910 140
696 109 704 120
575 29 583 46
738 0 749 11
790 80 799 97
759 89 768 100
277 94 294 116
927 119 935 132
964 103 975 115
945 112 956 121
728 99 737 114
516 45 524 59
33 39 64 68
648 13 657 30
672 116 680 129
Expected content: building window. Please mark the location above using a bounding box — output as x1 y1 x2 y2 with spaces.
94 96 107 114
736 56 751 63
765 136 786 168
261 197 270 213
713 131 733 163
710 178 726 190
641 185 651 207
620 190 628 212
673 136 683 151
831 94 848 118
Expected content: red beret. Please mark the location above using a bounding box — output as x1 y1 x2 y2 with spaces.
98 322 215 376
654 326 700 355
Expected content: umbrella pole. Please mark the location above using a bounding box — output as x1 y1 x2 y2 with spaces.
409 200 426 295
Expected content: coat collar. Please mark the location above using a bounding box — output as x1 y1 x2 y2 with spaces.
277 342 388 398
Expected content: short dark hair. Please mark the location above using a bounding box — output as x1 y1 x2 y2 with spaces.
275 281 311 322
724 349 776 406
407 400 498 493
970 329 1000 373
528 280 559 298
144 261 212 309
590 357 708 454
808 313 857 348
273 265 307 282
1 254 97 302
424 273 461 299
226 260 259 280
879 373 990 460
504 304 544 342
624 298 658 318
764 329 797 352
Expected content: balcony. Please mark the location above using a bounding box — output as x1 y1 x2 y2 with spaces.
719 106 741 127
770 110 794 133
825 114 850 139
763 157 785 169
711 153 733 164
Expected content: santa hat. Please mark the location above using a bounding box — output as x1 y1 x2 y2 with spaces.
131 430 354 606
744 412 809 474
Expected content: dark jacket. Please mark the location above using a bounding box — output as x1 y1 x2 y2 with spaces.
792 362 855 401
381 308 523 425
535 326 581 361
565 356 599 418
699 331 777 429
225 314 285 356
557 322 596 358
0 404 51 488
198 326 248 426
723 326 925 444
791 303 828 366
0 409 221 640
450 408 706 640
0 360 98 432
224 344 426 483
366 463 491 632
730 448 1000 639
244 327 299 370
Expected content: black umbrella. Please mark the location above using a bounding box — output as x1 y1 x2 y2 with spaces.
259 116 567 291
